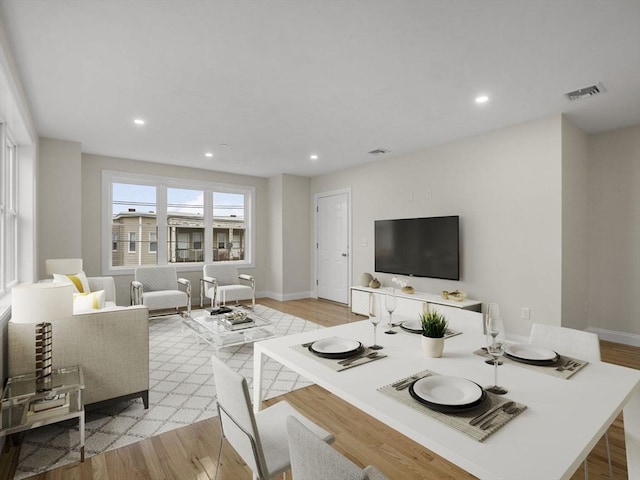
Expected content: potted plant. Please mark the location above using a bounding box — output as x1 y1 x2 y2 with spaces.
419 310 448 357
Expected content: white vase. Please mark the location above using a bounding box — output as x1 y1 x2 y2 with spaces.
421 336 444 358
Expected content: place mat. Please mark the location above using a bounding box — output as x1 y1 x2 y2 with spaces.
378 370 526 442
291 341 387 371
473 348 588 379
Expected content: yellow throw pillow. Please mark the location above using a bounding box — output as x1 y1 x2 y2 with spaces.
53 271 90 293
73 290 105 314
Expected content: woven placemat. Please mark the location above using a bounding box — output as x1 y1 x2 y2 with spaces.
377 370 526 442
291 339 387 372
473 349 588 379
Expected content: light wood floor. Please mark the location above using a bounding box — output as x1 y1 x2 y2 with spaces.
8 298 640 480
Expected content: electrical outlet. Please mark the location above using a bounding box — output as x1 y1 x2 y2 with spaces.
521 307 531 320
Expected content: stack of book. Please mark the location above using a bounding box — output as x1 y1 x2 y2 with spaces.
219 315 255 331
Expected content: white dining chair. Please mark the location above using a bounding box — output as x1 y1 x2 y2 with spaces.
529 323 612 480
287 416 388 480
211 355 334 480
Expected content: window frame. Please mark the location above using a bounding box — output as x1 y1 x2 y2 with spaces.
102 170 255 275
0 126 18 296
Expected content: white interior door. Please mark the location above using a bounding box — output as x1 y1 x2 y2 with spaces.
317 192 349 304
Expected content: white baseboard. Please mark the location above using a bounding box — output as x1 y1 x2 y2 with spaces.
258 291 312 302
586 327 640 347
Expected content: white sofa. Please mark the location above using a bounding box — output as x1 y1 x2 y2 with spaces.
9 305 150 407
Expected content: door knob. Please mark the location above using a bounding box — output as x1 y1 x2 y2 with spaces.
342 253 348 257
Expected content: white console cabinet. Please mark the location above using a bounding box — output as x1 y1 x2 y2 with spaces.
350 286 482 318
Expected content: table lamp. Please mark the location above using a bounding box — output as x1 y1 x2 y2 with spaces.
11 283 74 391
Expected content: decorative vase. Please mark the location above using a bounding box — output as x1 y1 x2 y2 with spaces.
401 285 415 294
361 272 373 288
369 278 381 289
421 336 444 358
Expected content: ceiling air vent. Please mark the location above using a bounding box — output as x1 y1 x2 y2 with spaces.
368 148 390 155
565 82 606 101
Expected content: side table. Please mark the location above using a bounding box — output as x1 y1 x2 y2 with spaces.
1 366 85 461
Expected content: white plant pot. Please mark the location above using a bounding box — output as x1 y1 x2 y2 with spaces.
421 336 444 358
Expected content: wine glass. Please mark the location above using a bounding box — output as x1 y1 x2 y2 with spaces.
485 315 508 394
384 288 397 334
369 295 383 350
484 303 504 365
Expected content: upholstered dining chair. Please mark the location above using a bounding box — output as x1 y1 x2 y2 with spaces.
286 416 388 480
131 265 191 316
211 356 334 480
529 323 612 480
200 264 255 309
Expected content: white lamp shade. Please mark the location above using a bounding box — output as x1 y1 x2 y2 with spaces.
45 258 83 275
11 283 74 324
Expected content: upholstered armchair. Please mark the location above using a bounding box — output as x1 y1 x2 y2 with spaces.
200 264 255 309
46 258 117 308
131 265 191 316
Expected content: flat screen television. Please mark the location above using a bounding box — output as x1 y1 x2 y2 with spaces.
374 216 460 281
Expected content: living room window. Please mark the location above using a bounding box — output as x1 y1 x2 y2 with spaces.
0 128 18 295
103 171 255 273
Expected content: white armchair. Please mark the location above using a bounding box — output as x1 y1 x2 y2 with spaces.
131 265 191 316
200 264 255 309
45 258 116 308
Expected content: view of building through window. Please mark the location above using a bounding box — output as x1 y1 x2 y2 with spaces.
110 182 246 267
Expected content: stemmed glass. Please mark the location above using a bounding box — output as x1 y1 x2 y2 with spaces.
384 288 397 335
485 315 508 394
369 295 383 350
484 303 504 365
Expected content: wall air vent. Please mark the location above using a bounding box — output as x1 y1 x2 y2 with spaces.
565 82 606 101
368 148 390 155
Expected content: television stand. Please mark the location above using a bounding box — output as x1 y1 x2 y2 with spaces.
350 286 482 318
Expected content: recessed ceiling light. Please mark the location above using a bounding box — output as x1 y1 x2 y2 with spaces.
475 95 489 104
310 154 319 160
205 152 213 158
133 118 145 125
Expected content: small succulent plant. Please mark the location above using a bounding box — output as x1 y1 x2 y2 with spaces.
419 311 448 338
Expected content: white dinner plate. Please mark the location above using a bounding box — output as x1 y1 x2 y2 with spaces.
400 319 422 333
310 337 361 355
411 376 483 406
504 343 557 362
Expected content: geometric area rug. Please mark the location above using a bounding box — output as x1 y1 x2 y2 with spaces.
13 304 323 479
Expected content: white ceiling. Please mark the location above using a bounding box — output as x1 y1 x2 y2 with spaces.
1 0 639 178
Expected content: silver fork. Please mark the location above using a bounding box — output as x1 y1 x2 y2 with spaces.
340 352 377 366
395 373 431 390
479 404 521 429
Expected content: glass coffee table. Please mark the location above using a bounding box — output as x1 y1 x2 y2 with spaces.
1 366 85 461
182 307 275 349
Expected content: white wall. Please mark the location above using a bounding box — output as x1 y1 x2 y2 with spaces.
561 117 589 330
587 125 640 339
81 153 270 306
282 174 311 299
37 137 82 278
267 174 311 300
267 175 284 298
310 115 564 337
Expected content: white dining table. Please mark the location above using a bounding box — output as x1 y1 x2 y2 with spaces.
253 319 640 480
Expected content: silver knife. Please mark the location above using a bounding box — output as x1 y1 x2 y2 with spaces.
469 401 514 426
